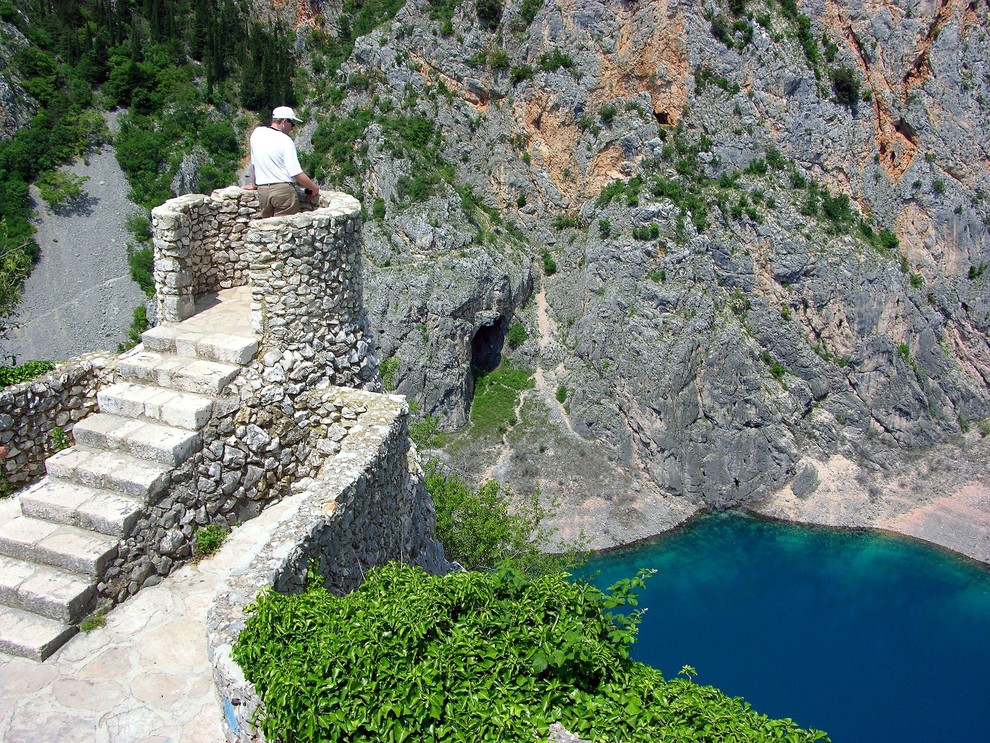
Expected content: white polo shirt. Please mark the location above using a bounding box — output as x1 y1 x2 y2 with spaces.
249 126 303 185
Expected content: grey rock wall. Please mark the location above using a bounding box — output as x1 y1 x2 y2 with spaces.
299 0 990 517
0 354 112 491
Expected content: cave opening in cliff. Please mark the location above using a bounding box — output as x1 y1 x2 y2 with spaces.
470 315 508 375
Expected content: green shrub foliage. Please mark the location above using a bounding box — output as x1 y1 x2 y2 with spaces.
506 321 528 349
830 66 860 107
234 563 830 742
0 360 57 389
425 458 570 574
194 524 228 556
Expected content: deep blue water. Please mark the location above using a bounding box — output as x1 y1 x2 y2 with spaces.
578 512 990 742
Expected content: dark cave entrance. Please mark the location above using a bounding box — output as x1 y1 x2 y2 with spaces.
470 315 507 375
466 316 508 411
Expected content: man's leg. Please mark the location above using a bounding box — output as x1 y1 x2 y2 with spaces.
258 187 275 218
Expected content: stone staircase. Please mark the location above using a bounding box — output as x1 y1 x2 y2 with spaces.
0 321 258 660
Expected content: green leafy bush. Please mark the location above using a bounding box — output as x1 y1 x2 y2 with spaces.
542 249 557 275
831 66 860 107
118 304 149 353
36 170 89 210
765 148 787 169
555 384 567 403
233 563 829 743
380 357 399 389
426 460 570 573
821 192 854 230
694 65 740 95
597 177 644 207
371 197 386 221
0 217 36 329
710 15 733 46
519 0 542 24
124 212 152 242
0 360 56 389
632 223 660 240
476 0 504 30
648 269 666 283
127 244 155 297
487 47 509 69
510 64 534 85
538 49 574 72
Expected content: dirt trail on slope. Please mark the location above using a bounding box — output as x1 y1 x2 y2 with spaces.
1 136 145 362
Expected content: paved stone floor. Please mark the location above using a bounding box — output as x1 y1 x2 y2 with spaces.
0 494 295 742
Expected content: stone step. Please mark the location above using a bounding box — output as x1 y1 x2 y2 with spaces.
45 446 169 501
141 325 259 365
117 349 241 396
0 605 78 661
98 381 213 431
73 414 201 467
20 478 143 538
0 555 96 624
0 514 118 576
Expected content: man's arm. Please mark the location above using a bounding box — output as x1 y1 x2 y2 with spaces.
292 171 320 196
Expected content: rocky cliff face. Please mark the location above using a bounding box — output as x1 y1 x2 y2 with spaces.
0 18 37 140
281 0 990 544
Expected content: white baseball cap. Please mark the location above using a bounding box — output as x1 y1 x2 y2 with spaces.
272 106 303 123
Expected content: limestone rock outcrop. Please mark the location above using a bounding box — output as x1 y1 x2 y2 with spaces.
287 0 990 529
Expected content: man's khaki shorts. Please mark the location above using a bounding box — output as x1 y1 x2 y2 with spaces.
258 183 300 218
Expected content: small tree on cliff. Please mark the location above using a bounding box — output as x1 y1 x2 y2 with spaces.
831 66 860 108
424 458 585 574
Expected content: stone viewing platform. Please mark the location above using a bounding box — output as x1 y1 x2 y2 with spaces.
0 189 448 740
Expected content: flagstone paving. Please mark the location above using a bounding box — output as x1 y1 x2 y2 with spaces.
0 493 295 742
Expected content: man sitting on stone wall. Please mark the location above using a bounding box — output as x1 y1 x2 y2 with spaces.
248 106 321 217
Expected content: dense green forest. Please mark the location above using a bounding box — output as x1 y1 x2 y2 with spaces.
0 0 299 338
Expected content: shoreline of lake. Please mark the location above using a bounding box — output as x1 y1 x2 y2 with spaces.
565 433 990 568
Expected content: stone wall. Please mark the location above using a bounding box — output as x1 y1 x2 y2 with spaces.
152 188 379 390
152 189 254 322
206 389 449 742
151 187 326 323
246 195 380 390
0 354 113 491
0 187 447 741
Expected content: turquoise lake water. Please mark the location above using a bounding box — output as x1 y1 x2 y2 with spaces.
578 512 990 742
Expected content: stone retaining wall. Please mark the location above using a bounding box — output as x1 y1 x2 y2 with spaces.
0 188 446 743
206 389 449 742
151 187 324 323
152 189 255 322
246 194 380 390
0 354 113 492
152 189 379 390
